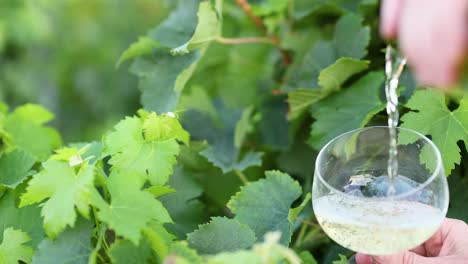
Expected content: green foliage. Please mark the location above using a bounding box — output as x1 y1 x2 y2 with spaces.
20 160 95 238
0 149 35 188
0 227 34 264
94 171 172 245
32 219 93 264
308 72 385 149
227 171 302 245
400 90 468 174
1 0 467 263
187 217 256 254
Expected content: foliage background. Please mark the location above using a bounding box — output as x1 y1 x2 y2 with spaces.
0 0 467 263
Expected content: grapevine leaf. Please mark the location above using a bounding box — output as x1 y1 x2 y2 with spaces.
109 239 153 264
251 0 289 16
318 58 369 93
69 141 103 165
0 149 35 188
288 193 312 224
95 171 172 245
32 219 93 264
129 0 221 113
400 90 468 174
227 170 302 245
447 167 468 222
166 241 203 264
287 58 369 120
207 251 260 264
0 228 33 264
287 89 323 120
130 50 201 113
333 254 351 264
19 161 95 238
171 1 221 55
142 223 175 259
299 251 318 264
258 95 291 150
149 0 199 48
160 166 207 239
201 149 263 174
284 14 370 91
308 72 385 149
206 231 302 264
234 106 257 148
146 185 176 198
8 104 53 124
184 105 263 173
179 86 217 120
4 104 61 161
117 36 161 67
105 114 187 186
187 217 256 255
0 190 44 247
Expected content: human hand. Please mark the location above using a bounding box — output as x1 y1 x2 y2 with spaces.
356 218 468 264
380 0 467 87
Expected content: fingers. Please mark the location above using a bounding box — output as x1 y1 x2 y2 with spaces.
398 0 468 87
357 251 443 264
380 0 403 38
424 218 468 257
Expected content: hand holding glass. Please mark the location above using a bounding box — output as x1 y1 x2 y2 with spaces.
312 127 449 255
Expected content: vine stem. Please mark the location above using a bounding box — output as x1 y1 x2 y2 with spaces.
235 170 249 184
234 0 292 65
235 0 266 31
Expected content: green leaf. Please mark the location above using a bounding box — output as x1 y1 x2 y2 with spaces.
400 90 468 174
287 89 323 120
227 170 302 245
109 239 153 264
171 1 221 55
333 254 350 264
299 251 318 264
117 36 161 67
207 231 302 264
318 58 369 93
142 223 175 259
234 106 257 148
284 14 370 91
4 104 61 161
0 228 33 264
130 0 221 113
257 96 291 150
0 149 35 188
32 219 93 264
447 166 468 222
0 190 44 247
187 217 256 255
95 171 172 245
166 241 203 264
146 185 176 198
333 14 370 59
105 114 184 186
160 166 207 239
201 149 263 174
288 193 311 224
131 50 201 113
20 161 95 238
308 72 385 149
184 106 262 173
251 0 289 16
179 86 217 120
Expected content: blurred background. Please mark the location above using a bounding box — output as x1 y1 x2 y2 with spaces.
0 0 171 141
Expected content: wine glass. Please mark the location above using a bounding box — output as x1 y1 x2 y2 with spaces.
312 126 449 255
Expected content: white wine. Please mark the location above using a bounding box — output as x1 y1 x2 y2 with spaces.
313 194 444 255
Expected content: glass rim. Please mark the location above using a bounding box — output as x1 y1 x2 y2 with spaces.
314 126 444 200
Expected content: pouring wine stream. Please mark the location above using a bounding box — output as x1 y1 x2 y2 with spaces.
384 46 407 196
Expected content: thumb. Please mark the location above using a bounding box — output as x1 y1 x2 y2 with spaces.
373 251 439 264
